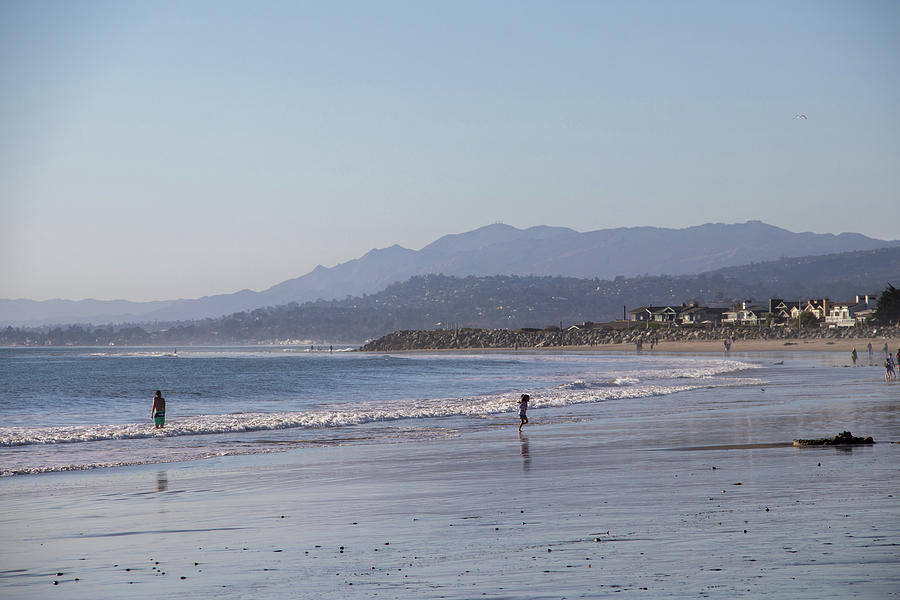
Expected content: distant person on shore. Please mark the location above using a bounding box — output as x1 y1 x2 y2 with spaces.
152 390 166 428
851 348 857 366
867 343 873 363
517 394 529 431
886 356 896 382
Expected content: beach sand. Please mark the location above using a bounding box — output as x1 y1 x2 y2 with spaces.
643 337 900 354
2 350 898 599
554 337 900 354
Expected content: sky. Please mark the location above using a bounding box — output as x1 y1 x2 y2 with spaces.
2 1 898 302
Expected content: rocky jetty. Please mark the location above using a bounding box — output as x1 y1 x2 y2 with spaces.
358 325 900 352
793 431 875 447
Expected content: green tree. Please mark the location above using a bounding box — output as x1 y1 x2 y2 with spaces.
798 311 818 328
874 284 900 324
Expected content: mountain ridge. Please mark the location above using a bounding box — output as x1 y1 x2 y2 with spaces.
3 221 897 326
4 246 897 346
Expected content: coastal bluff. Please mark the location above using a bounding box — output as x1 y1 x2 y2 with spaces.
359 325 900 352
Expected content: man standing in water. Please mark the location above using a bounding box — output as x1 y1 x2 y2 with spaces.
518 394 529 431
152 390 166 429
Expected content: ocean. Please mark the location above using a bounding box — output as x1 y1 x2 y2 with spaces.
0 347 765 476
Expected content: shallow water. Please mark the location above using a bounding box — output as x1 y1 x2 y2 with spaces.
1 347 762 475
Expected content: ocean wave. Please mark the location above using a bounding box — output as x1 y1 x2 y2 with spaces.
89 351 178 358
0 376 762 448
559 376 641 390
555 359 754 391
1 448 279 477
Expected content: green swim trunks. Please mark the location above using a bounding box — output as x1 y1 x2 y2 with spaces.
153 412 165 427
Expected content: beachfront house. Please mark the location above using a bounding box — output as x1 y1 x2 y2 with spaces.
825 302 858 327
806 299 829 320
679 306 727 325
784 299 831 326
627 294 877 329
651 306 679 323
739 305 769 326
824 295 879 327
768 299 799 323
628 306 676 322
628 307 653 322
723 301 770 326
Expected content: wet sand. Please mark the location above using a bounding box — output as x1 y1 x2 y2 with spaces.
2 352 898 599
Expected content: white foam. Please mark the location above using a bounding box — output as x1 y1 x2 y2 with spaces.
0 359 761 448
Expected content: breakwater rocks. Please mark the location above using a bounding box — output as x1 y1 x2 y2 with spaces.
359 325 900 352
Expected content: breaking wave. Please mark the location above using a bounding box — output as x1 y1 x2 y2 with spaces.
2 360 760 448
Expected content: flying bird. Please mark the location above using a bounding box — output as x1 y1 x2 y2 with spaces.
794 114 807 119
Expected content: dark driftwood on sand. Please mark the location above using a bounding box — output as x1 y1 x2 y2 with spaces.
793 431 874 447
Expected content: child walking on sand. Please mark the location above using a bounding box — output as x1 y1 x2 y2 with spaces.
518 394 529 431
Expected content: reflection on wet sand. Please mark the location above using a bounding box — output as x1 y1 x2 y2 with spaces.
518 432 531 472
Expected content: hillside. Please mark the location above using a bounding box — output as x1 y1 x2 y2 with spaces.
3 221 896 327
4 246 897 345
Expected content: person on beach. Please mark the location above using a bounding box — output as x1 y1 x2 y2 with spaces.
867 343 873 363
886 356 895 382
518 394 529 431
851 348 857 366
152 390 166 428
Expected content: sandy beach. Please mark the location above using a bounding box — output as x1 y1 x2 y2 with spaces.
2 349 898 599
588 337 900 354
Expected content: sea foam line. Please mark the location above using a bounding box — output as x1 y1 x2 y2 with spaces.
0 373 762 447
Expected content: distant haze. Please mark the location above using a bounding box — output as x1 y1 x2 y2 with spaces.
2 2 898 302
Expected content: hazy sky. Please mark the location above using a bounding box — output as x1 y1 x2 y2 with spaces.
2 1 898 302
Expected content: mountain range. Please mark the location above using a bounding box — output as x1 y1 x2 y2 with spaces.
3 220 898 327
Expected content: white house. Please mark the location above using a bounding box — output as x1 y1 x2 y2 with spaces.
723 301 769 325
824 295 878 327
